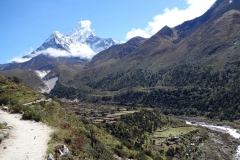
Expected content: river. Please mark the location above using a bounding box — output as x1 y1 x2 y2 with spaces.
186 121 240 159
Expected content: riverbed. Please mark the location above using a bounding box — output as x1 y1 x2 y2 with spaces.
186 121 240 159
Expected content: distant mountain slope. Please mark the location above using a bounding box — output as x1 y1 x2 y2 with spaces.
45 64 79 84
0 69 45 90
92 0 238 74
85 36 147 73
4 54 88 71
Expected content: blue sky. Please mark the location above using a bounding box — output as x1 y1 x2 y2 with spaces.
0 0 216 64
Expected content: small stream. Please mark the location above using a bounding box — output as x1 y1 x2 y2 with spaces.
186 121 240 159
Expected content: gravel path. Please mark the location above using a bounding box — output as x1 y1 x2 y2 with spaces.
0 110 52 160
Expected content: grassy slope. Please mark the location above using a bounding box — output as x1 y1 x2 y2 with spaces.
0 74 43 104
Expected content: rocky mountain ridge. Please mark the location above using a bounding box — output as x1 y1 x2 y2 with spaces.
94 0 240 73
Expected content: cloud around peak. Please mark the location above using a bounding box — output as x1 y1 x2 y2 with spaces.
126 0 216 40
10 45 96 63
11 42 98 63
77 20 91 29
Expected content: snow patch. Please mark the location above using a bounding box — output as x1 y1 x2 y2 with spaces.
35 70 50 79
229 0 233 4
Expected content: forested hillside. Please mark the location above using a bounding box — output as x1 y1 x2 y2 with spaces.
50 60 240 121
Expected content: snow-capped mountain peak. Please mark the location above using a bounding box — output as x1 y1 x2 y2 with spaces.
68 20 95 43
16 20 122 63
46 31 65 43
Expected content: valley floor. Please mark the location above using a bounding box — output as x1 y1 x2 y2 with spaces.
0 110 52 160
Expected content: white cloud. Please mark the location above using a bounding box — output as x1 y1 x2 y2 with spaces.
68 43 96 59
41 48 70 57
126 28 151 40
40 44 96 59
11 57 32 63
10 47 35 63
126 0 216 40
10 44 96 63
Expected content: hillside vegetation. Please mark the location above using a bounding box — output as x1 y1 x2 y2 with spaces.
1 74 219 159
51 61 240 122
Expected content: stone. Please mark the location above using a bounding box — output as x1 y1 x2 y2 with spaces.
3 146 7 149
47 154 55 160
59 145 70 157
0 134 5 142
7 126 13 130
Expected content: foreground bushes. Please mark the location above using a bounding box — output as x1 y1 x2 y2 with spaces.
9 104 42 122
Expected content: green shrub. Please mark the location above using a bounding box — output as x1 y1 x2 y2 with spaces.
166 147 175 157
0 97 10 105
22 109 42 122
13 76 22 84
0 87 4 94
9 104 24 113
9 104 42 122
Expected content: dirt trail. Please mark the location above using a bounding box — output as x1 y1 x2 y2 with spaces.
0 110 52 160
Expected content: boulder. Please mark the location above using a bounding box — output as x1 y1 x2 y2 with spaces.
55 144 70 157
47 154 55 160
0 134 5 143
59 145 70 157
